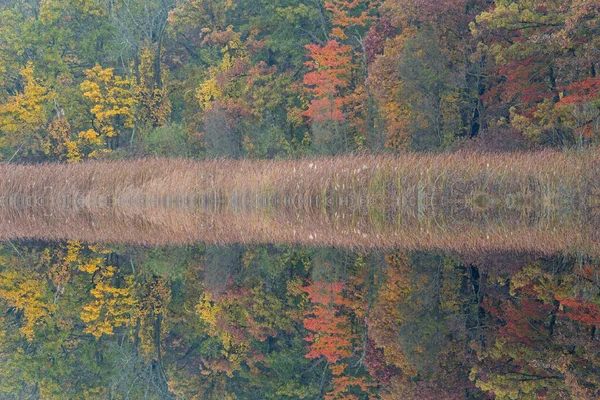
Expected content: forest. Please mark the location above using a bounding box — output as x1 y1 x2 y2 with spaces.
0 0 598 161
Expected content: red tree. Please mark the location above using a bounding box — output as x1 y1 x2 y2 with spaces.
302 41 352 123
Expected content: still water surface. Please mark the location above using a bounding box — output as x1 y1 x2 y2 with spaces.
0 156 599 399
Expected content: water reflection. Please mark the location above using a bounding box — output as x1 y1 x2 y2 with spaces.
1 203 599 255
0 155 599 398
0 154 598 254
0 241 598 399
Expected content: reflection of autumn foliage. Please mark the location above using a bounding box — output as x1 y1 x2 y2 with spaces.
473 261 600 399
302 280 374 399
557 297 600 327
80 266 136 339
195 275 296 379
365 253 490 399
302 281 353 363
0 270 56 341
1 240 600 398
367 254 413 372
195 289 255 377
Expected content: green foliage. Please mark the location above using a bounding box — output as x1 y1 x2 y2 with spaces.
0 242 597 399
142 123 191 157
0 0 596 160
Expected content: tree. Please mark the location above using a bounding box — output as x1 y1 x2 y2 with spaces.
80 265 136 339
472 260 600 399
133 44 172 147
472 0 600 146
556 78 600 146
79 65 136 156
0 63 54 159
302 40 353 154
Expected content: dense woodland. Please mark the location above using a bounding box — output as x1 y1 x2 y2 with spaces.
0 0 599 161
0 242 598 399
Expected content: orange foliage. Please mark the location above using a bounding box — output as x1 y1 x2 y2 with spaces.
366 253 414 373
327 371 373 399
325 0 374 39
559 78 600 106
302 281 354 363
302 40 352 123
367 33 414 149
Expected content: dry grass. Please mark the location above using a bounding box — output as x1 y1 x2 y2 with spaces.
0 150 599 254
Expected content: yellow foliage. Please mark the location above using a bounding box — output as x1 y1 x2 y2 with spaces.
197 78 221 109
196 29 248 109
133 275 171 357
0 63 54 153
65 240 82 263
78 129 103 144
79 65 136 157
80 266 136 339
195 290 250 375
134 45 172 129
66 140 81 162
0 270 56 341
41 118 72 160
196 293 220 330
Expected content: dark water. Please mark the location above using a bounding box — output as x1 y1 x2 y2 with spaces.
0 240 598 399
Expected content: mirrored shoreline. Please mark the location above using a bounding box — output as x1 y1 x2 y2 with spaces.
0 241 598 399
0 152 599 254
0 154 599 399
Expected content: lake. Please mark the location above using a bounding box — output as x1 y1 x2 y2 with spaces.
0 153 599 399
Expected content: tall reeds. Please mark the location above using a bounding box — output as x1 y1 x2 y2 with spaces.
0 150 598 254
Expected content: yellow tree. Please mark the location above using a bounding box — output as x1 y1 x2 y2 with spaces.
195 290 252 377
133 45 172 137
134 273 172 358
79 65 136 158
80 265 137 339
0 63 54 158
0 270 56 341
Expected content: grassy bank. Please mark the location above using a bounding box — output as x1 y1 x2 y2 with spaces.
0 151 598 253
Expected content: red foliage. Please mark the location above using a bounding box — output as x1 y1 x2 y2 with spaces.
301 281 354 363
363 338 399 384
556 296 600 327
559 78 600 105
483 293 554 346
302 40 352 123
363 18 396 64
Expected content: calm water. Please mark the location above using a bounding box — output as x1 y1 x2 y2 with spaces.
0 157 599 399
1 242 598 399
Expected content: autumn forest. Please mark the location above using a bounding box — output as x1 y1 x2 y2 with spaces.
0 0 598 158
0 0 599 399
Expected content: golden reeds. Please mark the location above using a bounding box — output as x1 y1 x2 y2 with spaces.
0 150 598 254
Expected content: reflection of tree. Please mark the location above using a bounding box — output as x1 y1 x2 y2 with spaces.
0 243 598 399
0 241 178 398
473 260 600 399
366 252 481 399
